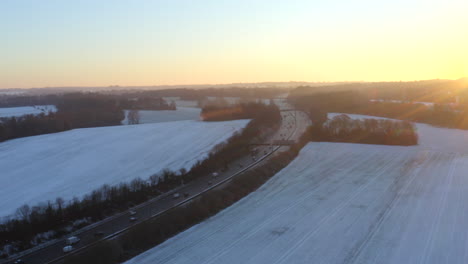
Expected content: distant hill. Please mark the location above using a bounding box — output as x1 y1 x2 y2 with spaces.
289 79 468 103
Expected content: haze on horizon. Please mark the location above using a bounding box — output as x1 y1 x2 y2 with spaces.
1 0 466 89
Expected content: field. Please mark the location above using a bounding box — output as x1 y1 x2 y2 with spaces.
125 116 468 264
122 107 200 125
0 105 56 118
0 120 248 218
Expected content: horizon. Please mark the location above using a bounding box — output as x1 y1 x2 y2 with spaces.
1 0 467 88
1 77 467 91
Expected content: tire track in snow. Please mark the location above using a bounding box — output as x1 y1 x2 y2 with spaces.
357 151 455 264
271 152 406 264
342 150 431 264
156 148 367 264
198 149 381 264
446 154 463 264
418 153 458 264
372 151 448 264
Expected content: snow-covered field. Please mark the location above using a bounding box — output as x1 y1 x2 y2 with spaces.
163 97 199 108
122 107 201 125
0 120 249 218
370 99 435 107
162 96 277 109
0 90 26 96
0 105 56 118
126 114 468 264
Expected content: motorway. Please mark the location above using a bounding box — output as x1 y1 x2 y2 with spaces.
4 100 310 264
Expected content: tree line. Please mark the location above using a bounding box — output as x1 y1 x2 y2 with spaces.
117 96 176 110
0 93 124 142
0 102 282 257
115 87 286 100
289 90 468 130
201 101 278 122
305 114 418 146
290 78 467 104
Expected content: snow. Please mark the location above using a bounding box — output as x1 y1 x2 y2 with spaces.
0 105 56 118
370 99 434 107
121 107 201 125
0 119 249 218
173 100 199 108
0 90 26 96
162 96 278 109
206 96 273 105
125 115 468 264
163 97 199 108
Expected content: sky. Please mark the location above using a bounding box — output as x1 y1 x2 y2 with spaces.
1 0 467 88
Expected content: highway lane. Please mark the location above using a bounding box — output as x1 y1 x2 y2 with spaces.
5 100 309 264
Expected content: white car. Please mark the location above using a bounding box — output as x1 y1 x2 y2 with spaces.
63 245 73 253
66 236 80 245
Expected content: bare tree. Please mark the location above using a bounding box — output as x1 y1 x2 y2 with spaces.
56 197 64 210
127 110 140 125
149 173 160 186
16 204 31 221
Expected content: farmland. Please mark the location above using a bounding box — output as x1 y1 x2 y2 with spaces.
0 105 56 118
122 107 200 125
0 119 248 218
125 116 468 264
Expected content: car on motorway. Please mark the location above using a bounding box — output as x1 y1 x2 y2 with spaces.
129 210 137 216
129 216 138 222
63 245 73 253
173 193 180 199
66 236 80 245
13 260 25 264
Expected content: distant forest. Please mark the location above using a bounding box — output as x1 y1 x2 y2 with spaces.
289 80 468 130
0 94 124 142
290 78 468 104
201 101 277 121
106 87 286 100
119 97 176 110
0 93 181 142
0 92 175 110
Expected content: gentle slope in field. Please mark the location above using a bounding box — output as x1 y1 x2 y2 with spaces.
125 116 468 264
0 119 248 218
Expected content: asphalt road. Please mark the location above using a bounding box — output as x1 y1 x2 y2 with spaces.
4 100 310 264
